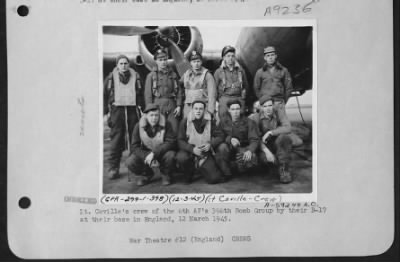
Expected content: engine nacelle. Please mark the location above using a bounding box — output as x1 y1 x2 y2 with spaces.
138 26 203 71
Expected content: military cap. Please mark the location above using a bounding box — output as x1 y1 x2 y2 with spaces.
191 98 207 108
263 46 277 54
115 54 130 64
259 95 274 105
143 103 160 113
226 99 242 109
221 45 235 57
189 50 202 61
154 48 168 60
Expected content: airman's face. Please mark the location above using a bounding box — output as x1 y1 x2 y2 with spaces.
146 110 160 127
190 59 202 71
224 52 236 66
264 52 277 66
261 100 274 117
156 56 168 70
117 58 130 72
192 103 205 119
228 104 241 121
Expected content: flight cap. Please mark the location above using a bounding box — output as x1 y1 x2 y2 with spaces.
221 45 236 57
189 50 202 61
263 46 277 54
259 95 274 105
154 48 168 60
143 103 160 113
116 54 130 64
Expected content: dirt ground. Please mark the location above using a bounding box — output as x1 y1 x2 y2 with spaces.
103 118 312 195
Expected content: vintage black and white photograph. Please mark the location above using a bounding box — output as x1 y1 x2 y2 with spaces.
5 0 397 258
101 22 315 195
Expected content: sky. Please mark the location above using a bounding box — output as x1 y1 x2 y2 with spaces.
102 26 242 53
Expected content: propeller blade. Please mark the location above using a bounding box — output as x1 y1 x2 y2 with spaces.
167 39 191 77
103 26 157 36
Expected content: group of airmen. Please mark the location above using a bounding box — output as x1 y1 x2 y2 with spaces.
104 45 301 187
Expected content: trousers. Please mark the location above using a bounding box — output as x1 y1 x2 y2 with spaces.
125 150 176 178
107 105 139 172
176 150 223 184
259 134 292 165
215 143 258 173
164 111 180 135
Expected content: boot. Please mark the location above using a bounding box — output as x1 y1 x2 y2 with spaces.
218 159 232 177
219 175 230 183
183 172 193 184
136 176 148 186
136 170 153 186
279 163 292 183
108 168 120 180
161 174 171 186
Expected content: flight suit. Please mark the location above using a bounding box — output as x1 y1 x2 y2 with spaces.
253 62 293 112
144 67 183 133
216 114 260 174
125 114 177 183
248 109 293 167
181 67 217 118
176 111 225 184
103 67 142 175
214 61 249 118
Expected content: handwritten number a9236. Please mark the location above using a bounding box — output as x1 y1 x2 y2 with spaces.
263 0 318 16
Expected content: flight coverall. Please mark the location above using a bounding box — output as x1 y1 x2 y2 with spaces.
253 62 293 111
125 114 177 181
181 67 217 118
144 67 183 133
214 61 249 118
103 67 142 174
176 111 225 184
216 114 260 173
249 109 293 167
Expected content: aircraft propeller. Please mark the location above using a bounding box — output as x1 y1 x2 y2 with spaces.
102 26 157 36
166 38 191 76
103 26 191 76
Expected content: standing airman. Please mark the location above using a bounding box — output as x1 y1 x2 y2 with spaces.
181 50 217 118
103 54 142 179
144 48 183 133
214 45 249 119
253 46 293 111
